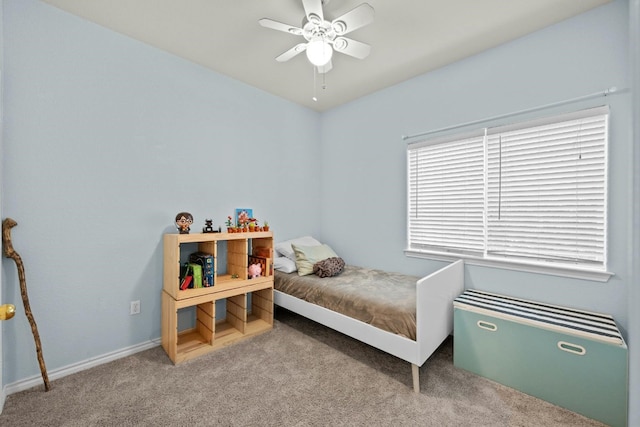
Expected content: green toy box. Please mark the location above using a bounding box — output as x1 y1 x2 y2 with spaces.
454 290 628 427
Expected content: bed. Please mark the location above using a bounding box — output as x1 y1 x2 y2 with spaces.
273 258 464 392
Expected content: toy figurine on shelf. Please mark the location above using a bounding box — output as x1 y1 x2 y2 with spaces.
202 219 218 233
175 212 193 234
248 263 262 279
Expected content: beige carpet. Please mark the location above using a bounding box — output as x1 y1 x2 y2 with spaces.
0 307 605 426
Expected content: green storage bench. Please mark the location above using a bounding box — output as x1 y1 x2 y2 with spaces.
453 289 628 427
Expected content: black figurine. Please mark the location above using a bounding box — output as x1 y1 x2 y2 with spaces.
203 219 215 233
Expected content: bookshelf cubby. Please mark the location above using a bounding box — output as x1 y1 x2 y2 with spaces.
161 231 274 364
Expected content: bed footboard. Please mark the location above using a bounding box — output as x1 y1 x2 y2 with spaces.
416 259 465 364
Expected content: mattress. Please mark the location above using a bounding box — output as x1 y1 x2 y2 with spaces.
274 265 419 340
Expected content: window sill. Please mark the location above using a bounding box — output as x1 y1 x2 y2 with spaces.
404 249 614 283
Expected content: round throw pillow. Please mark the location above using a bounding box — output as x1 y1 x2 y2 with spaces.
313 257 345 278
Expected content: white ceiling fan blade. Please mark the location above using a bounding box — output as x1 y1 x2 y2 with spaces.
302 0 324 24
275 43 308 62
259 18 303 36
317 60 332 74
331 3 374 35
332 37 371 59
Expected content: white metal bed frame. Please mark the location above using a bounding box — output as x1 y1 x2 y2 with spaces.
274 259 464 392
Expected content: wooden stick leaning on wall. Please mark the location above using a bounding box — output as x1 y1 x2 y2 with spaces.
2 218 51 391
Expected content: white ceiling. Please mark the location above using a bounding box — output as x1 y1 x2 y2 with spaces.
42 0 611 112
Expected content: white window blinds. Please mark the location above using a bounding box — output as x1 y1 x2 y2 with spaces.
407 131 486 256
407 106 608 272
486 107 608 267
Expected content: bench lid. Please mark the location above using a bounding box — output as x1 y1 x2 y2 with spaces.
454 289 624 346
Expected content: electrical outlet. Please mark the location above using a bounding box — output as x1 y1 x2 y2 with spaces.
130 300 140 315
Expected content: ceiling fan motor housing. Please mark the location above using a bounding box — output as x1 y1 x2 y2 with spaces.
302 16 349 51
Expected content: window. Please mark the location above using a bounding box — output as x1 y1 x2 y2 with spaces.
407 106 609 278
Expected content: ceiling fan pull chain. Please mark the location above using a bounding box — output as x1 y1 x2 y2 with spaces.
313 66 318 102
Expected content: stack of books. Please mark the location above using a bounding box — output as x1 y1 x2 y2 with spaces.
189 252 215 287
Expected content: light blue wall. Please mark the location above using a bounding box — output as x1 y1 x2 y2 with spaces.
320 0 636 423
1 0 321 385
0 0 5 410
628 1 639 425
2 0 638 425
321 0 630 325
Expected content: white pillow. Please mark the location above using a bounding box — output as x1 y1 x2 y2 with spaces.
274 236 321 261
274 256 297 273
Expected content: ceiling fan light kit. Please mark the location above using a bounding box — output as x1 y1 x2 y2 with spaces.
259 0 374 73
306 37 333 66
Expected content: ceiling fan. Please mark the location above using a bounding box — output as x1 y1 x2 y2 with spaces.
259 0 375 74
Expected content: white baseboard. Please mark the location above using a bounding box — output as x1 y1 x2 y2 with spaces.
0 385 6 415
4 338 161 397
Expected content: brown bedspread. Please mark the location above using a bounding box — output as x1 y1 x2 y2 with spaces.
274 265 419 340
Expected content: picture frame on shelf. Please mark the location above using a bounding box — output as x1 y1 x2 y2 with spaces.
235 208 253 227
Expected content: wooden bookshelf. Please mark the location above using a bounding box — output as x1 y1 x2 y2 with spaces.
161 231 274 364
